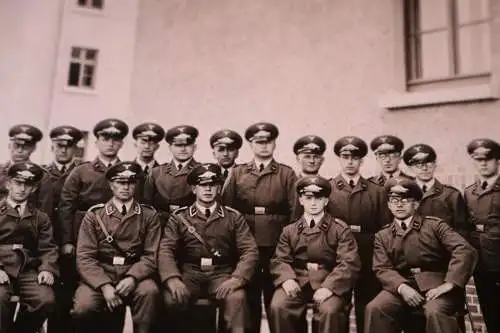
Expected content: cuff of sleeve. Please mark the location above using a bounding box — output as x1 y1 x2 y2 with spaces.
397 283 405 294
91 277 114 290
161 273 182 284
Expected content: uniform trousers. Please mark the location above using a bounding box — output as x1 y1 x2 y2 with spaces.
268 285 350 333
163 265 248 333
364 289 462 333
474 268 500 333
0 269 55 333
72 279 159 333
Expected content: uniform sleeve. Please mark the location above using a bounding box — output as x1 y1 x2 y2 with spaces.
37 211 59 276
36 173 54 220
285 170 298 221
321 227 361 296
231 214 258 283
372 232 409 294
270 228 297 287
58 168 81 245
142 174 155 206
158 214 182 283
126 212 161 281
448 189 471 238
436 221 478 288
76 212 113 289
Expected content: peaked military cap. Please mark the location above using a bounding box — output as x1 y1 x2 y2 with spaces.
165 125 199 145
105 161 142 181
385 177 423 201
296 176 331 197
467 138 500 160
334 136 368 158
293 135 326 155
403 144 437 165
93 118 129 139
210 129 243 149
245 122 279 143
49 125 83 146
187 163 223 185
8 124 43 145
132 123 165 143
370 135 404 154
7 162 44 183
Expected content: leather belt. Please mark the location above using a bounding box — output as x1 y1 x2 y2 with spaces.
97 254 138 266
292 260 332 271
183 257 233 267
0 244 24 250
243 206 287 215
169 205 180 212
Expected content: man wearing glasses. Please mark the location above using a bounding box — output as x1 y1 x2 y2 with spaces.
402 144 469 236
327 136 388 333
368 135 413 186
365 177 477 333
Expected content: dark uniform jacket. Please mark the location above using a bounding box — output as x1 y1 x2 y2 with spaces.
270 214 361 296
143 159 200 219
373 215 477 294
327 175 389 274
221 159 297 247
0 162 54 219
417 179 470 236
76 200 161 290
0 200 59 278
158 204 258 284
58 158 123 246
464 177 500 272
367 171 414 187
43 160 81 244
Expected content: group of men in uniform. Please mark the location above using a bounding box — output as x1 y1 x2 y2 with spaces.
0 118 497 333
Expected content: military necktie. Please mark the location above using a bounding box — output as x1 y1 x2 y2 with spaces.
349 180 355 188
205 209 211 219
422 185 427 193
60 165 66 174
14 205 21 215
121 205 127 216
107 163 112 169
144 166 150 174
178 164 183 171
310 219 316 228
223 169 229 179
481 181 488 190
401 221 407 231
259 164 264 173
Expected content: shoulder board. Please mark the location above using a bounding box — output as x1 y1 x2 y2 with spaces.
442 184 459 191
277 163 294 171
224 206 240 214
172 206 188 215
333 217 349 228
381 223 391 229
87 203 105 212
140 204 157 212
465 183 475 190
424 216 443 222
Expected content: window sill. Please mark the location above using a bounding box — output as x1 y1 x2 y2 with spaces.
72 7 105 17
63 86 98 96
378 83 499 110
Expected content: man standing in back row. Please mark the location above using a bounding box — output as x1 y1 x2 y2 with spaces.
368 135 413 186
222 122 297 333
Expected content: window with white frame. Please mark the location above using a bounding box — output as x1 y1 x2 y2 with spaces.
405 0 491 85
67 47 99 89
77 0 104 10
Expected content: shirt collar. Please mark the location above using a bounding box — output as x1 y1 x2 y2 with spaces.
112 198 134 213
136 159 156 170
195 202 217 215
99 157 119 167
254 157 272 169
383 169 401 179
6 198 27 215
416 178 435 190
54 160 73 171
303 212 324 228
480 174 500 188
394 216 413 229
172 158 192 169
341 173 361 185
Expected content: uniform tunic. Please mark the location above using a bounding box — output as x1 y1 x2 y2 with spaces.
72 200 161 332
0 200 59 333
327 175 388 333
159 204 258 331
367 171 414 187
269 214 360 333
365 215 477 333
464 178 500 332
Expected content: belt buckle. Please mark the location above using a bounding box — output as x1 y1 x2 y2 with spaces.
112 256 125 265
201 257 213 271
170 205 180 211
410 267 421 274
306 262 319 271
350 225 361 233
254 206 266 215
12 244 23 250
476 224 485 232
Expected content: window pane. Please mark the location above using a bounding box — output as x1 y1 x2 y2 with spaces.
85 49 97 61
92 0 103 9
457 23 491 74
83 64 94 76
77 0 87 6
71 47 81 59
419 31 450 79
68 62 81 86
457 0 489 24
82 76 93 87
418 0 448 31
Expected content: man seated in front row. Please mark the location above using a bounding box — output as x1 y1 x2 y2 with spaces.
72 162 161 333
158 163 258 333
0 162 58 333
365 178 478 333
269 176 361 333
